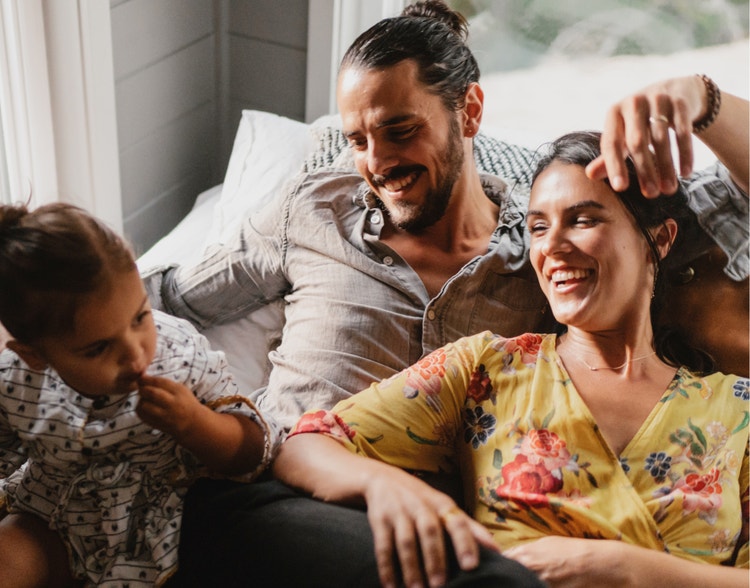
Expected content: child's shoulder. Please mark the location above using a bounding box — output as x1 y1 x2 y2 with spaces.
151 310 219 367
152 309 200 338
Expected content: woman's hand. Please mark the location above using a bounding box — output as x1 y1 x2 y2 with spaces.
587 75 749 197
504 536 631 587
363 465 498 588
274 433 498 588
587 76 704 197
504 535 749 588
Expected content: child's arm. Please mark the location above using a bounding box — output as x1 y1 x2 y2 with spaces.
137 375 267 476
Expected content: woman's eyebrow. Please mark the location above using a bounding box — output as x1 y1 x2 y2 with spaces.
527 200 606 217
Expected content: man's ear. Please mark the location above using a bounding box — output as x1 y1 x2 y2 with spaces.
5 340 48 370
463 82 484 138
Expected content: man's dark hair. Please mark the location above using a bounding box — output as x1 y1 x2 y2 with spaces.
340 1 480 111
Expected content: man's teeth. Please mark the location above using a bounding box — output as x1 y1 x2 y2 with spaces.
551 268 591 284
384 171 418 192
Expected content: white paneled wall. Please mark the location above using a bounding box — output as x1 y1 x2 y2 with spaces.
224 0 308 166
110 0 308 255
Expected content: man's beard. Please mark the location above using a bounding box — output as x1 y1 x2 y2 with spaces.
375 116 465 233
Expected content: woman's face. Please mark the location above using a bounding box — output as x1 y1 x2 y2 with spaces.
526 161 655 332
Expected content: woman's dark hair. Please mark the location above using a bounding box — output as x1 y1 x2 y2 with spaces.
0 202 136 343
340 0 479 111
532 131 716 374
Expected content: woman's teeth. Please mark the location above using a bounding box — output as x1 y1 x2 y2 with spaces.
551 268 591 285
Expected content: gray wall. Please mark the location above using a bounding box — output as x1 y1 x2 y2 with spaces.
110 0 308 256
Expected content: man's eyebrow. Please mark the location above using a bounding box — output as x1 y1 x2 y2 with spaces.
376 114 415 128
343 114 417 138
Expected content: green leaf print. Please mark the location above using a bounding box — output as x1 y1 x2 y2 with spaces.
541 408 555 429
687 419 707 450
732 411 749 435
493 449 503 470
406 427 439 445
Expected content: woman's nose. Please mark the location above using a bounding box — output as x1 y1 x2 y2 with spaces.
540 226 570 257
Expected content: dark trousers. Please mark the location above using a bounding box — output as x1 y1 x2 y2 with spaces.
166 478 545 587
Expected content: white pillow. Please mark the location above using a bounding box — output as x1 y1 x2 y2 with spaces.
208 110 314 245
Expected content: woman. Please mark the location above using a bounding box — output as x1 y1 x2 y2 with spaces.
273 131 748 588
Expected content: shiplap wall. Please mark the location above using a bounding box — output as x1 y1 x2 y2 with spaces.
110 0 308 255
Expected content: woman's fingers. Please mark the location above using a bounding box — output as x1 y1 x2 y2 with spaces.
372 517 399 588
371 501 484 588
440 506 481 571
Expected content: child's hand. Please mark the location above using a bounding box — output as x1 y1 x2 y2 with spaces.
136 374 203 439
137 374 267 476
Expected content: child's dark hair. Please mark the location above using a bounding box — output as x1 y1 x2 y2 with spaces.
0 202 136 343
532 131 716 374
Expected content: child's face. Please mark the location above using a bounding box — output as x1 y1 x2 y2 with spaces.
32 269 157 398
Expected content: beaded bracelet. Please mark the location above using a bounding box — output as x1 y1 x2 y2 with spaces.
693 74 721 133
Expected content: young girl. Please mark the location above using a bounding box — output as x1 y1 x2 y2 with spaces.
0 202 273 587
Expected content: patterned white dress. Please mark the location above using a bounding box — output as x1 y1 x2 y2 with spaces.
0 310 272 587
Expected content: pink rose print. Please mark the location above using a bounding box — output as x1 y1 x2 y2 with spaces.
466 364 493 403
291 410 355 441
676 468 723 518
403 348 447 399
497 454 563 506
518 429 571 471
504 333 544 366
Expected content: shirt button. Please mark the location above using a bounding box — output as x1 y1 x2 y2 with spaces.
371 212 382 224
427 310 436 320
383 256 394 266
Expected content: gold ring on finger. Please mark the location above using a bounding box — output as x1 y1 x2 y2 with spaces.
439 506 463 526
648 114 670 125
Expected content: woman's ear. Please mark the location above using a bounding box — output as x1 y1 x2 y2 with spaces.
5 340 48 370
652 218 678 261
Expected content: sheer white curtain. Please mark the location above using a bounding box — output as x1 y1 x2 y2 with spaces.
0 0 57 206
0 0 121 231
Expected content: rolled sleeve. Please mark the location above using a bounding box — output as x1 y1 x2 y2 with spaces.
685 162 749 281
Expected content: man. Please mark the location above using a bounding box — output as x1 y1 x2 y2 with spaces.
4 2 746 587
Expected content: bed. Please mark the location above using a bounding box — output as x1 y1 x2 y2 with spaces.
137 110 749 395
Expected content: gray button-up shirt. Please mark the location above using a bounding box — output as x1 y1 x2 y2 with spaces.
146 171 551 431
144 165 747 433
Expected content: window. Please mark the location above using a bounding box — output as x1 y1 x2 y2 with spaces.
446 0 749 166
0 101 9 204
306 0 407 120
0 0 57 206
0 0 121 228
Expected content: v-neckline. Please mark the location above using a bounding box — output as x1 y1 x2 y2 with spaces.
550 335 685 459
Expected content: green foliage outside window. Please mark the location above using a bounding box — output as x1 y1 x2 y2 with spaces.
445 0 749 72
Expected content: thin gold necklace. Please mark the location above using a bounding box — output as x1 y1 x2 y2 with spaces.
580 351 657 372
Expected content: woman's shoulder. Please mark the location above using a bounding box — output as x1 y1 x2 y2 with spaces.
441 331 555 375
674 367 748 406
463 331 555 359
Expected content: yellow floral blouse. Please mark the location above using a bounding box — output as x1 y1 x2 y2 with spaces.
289 332 749 567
